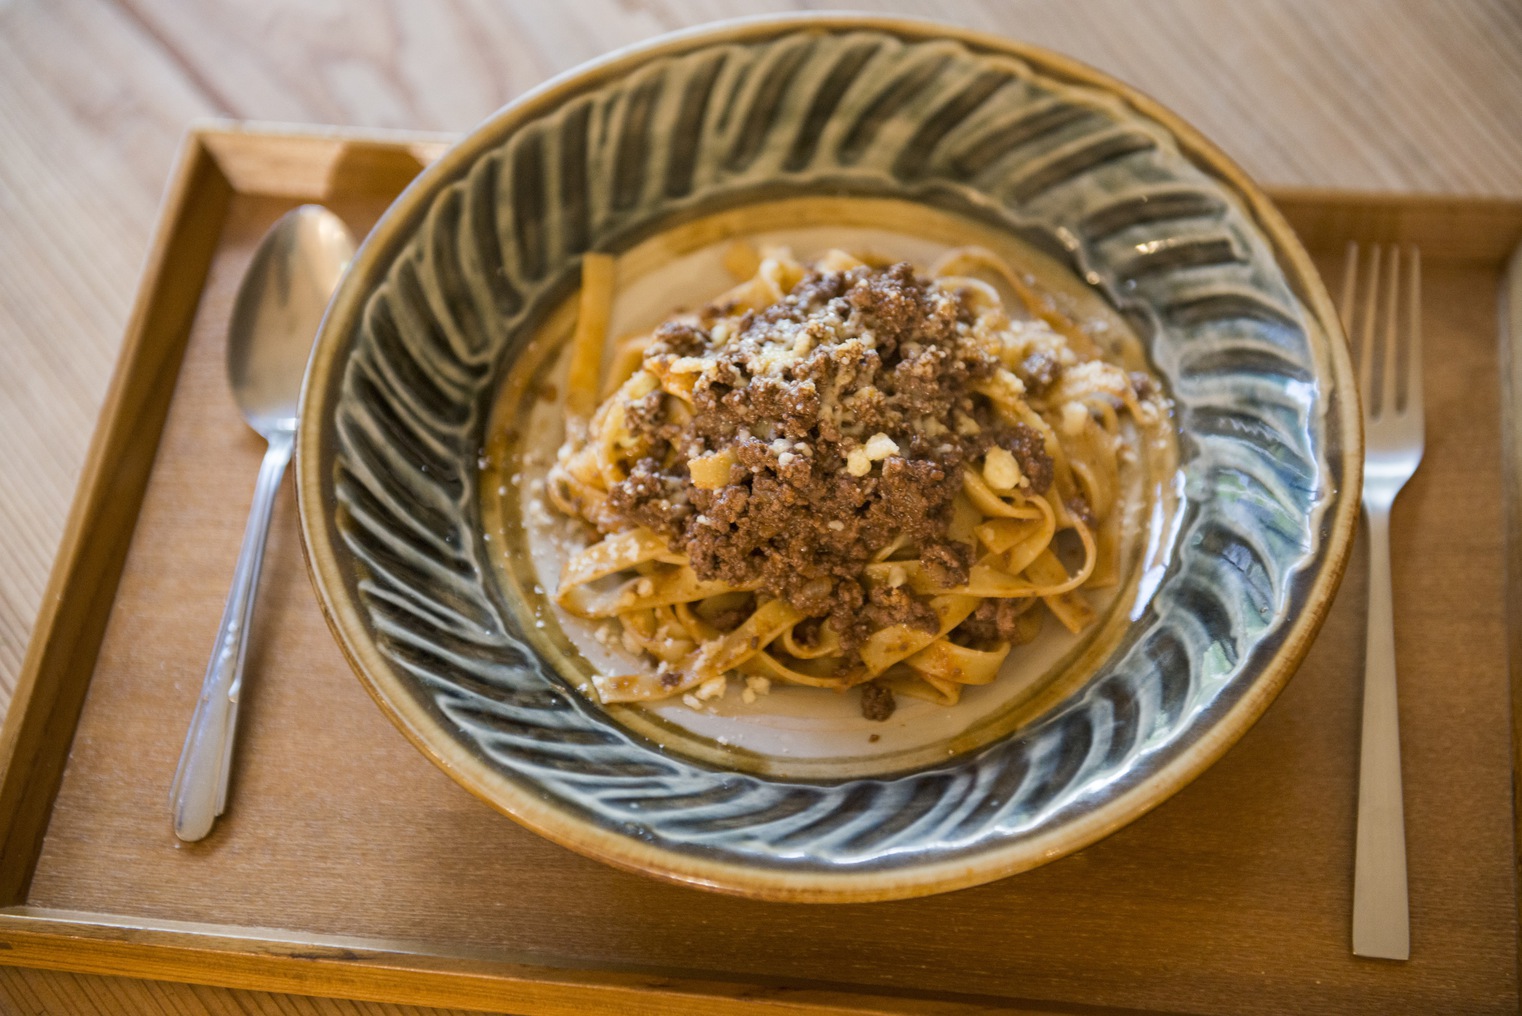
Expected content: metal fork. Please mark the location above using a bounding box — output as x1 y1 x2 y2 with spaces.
1339 243 1424 961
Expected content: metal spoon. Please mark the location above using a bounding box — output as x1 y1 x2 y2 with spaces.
171 205 355 841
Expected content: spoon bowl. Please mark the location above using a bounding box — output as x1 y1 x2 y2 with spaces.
228 208 356 437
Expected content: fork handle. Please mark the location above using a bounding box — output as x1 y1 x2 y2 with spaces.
1352 504 1410 959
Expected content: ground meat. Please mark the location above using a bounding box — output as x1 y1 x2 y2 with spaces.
919 541 970 588
644 319 708 358
864 585 938 635
873 457 960 544
859 682 897 722
1016 351 1062 395
956 598 1037 643
847 262 955 353
980 422 1054 495
603 458 691 535
598 261 1058 647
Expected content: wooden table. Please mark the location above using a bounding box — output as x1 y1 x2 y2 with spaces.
2 1 1520 1013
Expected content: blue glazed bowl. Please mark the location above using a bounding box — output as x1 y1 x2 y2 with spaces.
297 14 1359 901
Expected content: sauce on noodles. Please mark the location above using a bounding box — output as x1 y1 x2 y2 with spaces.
536 244 1169 720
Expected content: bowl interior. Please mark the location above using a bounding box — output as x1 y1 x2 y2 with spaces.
482 195 1184 780
297 16 1357 902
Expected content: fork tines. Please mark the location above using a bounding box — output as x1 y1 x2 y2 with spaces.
1340 243 1423 425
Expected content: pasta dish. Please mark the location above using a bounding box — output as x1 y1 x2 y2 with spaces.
545 245 1165 719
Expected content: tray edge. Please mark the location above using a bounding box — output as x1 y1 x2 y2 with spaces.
0 127 233 903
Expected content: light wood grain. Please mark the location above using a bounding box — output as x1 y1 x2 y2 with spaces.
0 0 213 689
3 1 1522 1013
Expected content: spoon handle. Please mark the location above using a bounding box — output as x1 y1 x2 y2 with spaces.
170 429 294 841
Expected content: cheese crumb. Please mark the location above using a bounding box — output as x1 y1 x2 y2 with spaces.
864 432 899 461
682 693 702 709
983 446 1022 491
745 675 772 697
846 447 871 476
696 675 727 700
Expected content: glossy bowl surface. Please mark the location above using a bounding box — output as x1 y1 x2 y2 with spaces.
297 14 1360 902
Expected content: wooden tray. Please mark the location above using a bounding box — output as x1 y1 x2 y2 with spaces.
1 121 1519 1016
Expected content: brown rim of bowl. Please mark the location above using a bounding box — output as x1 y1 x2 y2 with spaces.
296 11 1363 903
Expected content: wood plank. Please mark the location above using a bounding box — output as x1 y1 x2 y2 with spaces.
0 967 498 1016
1274 189 1522 263
197 124 453 200
104 0 1522 201
0 912 1117 1016
1502 228 1522 995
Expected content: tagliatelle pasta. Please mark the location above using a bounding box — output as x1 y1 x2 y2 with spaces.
544 243 1166 718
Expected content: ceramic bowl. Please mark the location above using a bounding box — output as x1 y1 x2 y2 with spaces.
297 14 1360 902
